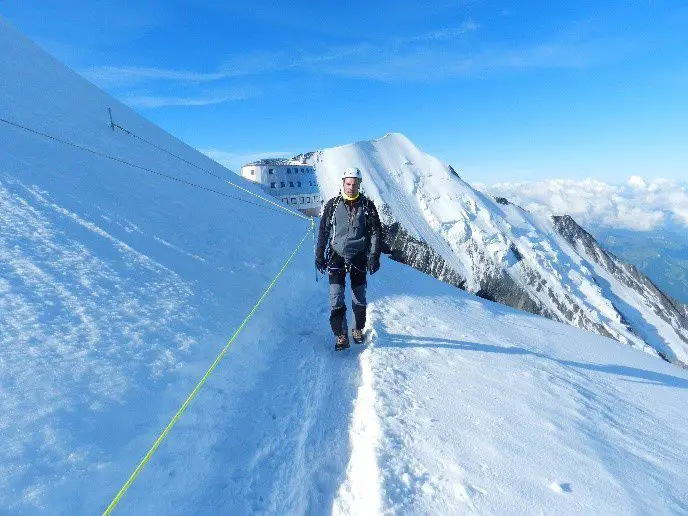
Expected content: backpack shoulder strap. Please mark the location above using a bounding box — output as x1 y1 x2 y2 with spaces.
327 195 343 251
361 195 373 229
329 194 342 228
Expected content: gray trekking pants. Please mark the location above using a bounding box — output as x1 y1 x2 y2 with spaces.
328 253 367 336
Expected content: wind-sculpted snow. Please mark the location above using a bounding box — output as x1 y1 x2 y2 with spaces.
361 260 688 514
0 175 198 507
307 133 688 366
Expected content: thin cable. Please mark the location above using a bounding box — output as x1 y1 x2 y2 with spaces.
0 116 298 218
111 121 309 220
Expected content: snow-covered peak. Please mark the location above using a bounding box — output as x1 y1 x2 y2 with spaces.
312 132 488 285
309 135 688 366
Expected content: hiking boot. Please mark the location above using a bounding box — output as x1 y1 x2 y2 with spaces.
335 334 350 351
352 328 365 344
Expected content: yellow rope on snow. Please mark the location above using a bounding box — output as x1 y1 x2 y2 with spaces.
103 223 313 515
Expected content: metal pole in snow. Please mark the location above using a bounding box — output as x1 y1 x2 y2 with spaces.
108 107 114 131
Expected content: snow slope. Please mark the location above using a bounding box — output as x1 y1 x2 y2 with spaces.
357 260 688 515
307 134 688 366
0 16 333 513
2 16 688 515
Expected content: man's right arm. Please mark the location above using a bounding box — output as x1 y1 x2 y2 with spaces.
316 199 333 261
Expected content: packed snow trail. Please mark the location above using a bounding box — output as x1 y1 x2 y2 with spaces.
339 258 688 515
103 297 364 515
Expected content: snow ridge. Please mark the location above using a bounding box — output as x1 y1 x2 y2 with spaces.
308 133 688 366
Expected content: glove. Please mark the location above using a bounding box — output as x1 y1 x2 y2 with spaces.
368 255 380 274
315 255 327 273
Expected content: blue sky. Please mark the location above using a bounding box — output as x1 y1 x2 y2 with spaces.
3 1 687 183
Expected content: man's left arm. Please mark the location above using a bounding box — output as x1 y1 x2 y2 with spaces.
368 201 383 273
315 199 333 272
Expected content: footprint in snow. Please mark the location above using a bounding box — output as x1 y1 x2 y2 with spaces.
549 482 573 494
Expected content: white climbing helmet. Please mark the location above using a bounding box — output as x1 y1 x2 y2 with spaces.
342 167 363 181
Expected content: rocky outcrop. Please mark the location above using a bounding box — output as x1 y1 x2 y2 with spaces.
553 215 688 362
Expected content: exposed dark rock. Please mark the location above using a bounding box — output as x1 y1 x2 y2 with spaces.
291 151 316 163
472 269 544 315
553 214 688 365
509 242 523 262
378 204 466 290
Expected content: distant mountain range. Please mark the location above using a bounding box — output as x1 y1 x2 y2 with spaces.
300 134 688 366
475 179 688 306
590 225 688 305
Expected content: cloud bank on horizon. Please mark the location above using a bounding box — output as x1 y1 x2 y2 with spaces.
479 177 688 231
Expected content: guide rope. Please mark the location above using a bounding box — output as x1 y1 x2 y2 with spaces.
0 116 306 220
102 222 313 515
110 118 309 220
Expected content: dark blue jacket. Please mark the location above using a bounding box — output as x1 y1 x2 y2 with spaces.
316 194 382 262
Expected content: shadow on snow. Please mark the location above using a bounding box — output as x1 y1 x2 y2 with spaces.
377 333 688 389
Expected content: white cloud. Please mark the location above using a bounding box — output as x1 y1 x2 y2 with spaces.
122 89 255 108
396 22 479 44
628 175 646 188
310 38 598 81
211 24 483 82
82 19 601 91
479 177 688 231
83 66 227 88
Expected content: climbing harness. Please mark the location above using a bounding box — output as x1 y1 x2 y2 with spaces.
327 262 367 274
